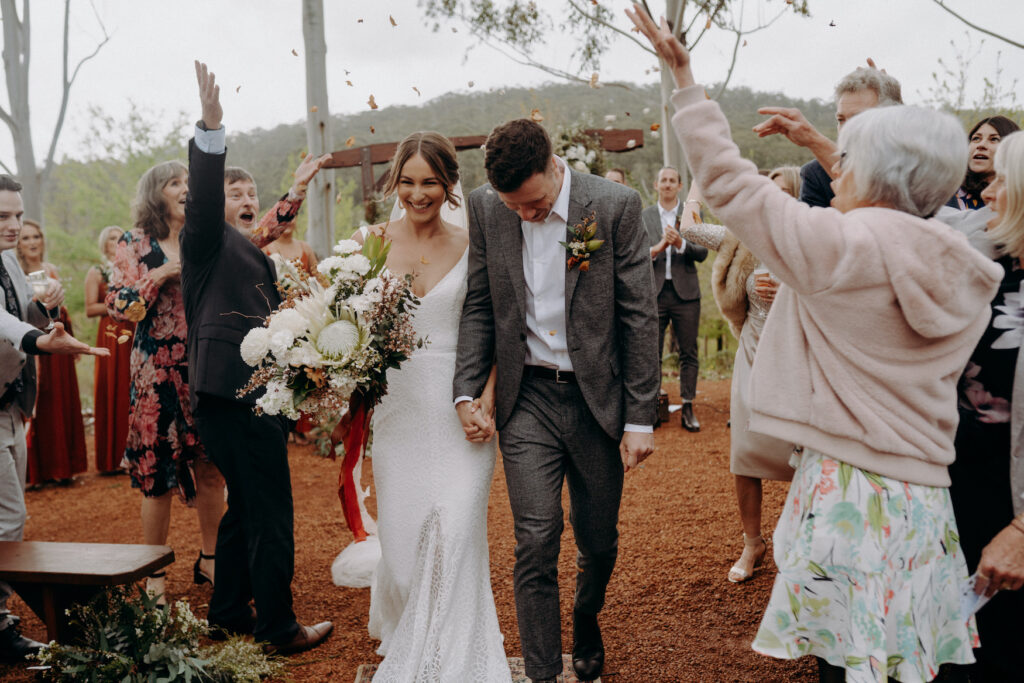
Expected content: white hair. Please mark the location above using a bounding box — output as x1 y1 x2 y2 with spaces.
838 106 966 218
987 132 1024 259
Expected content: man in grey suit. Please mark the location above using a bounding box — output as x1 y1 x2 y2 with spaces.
642 167 708 431
454 119 659 683
0 175 109 661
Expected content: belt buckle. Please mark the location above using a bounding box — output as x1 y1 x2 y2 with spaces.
555 369 568 384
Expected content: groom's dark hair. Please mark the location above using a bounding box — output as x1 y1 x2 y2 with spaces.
484 119 552 193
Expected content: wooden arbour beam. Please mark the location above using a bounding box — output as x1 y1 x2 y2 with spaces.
326 130 645 206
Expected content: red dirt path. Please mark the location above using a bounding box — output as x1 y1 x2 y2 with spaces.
1 379 815 681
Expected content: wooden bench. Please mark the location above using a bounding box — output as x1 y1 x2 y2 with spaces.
0 541 174 642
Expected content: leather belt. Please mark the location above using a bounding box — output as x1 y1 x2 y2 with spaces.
524 365 577 384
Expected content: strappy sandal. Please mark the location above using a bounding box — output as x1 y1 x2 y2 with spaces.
727 533 766 583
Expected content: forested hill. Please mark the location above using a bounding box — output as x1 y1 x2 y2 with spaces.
225 80 837 217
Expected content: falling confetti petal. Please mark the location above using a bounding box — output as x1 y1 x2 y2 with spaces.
625 111 631 116
705 16 712 29
117 334 129 344
829 20 836 26
310 105 318 112
344 69 351 75
650 123 661 131
643 107 651 115
370 125 376 134
530 108 544 122
742 39 748 46
589 72 600 88
451 27 458 33
235 85 241 93
389 15 397 26
626 139 637 148
468 80 475 87
412 86 421 96
346 80 353 87
368 94 378 110
291 48 298 56
345 136 356 147
357 18 364 23
420 255 429 264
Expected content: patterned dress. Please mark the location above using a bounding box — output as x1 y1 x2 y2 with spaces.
949 255 1024 680
106 229 204 499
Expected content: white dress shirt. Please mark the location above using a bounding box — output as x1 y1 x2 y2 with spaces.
522 157 573 372
658 200 683 280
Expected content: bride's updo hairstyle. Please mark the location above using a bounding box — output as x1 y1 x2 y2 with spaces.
382 131 461 208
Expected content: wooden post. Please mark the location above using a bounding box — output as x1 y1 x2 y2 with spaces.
302 0 334 258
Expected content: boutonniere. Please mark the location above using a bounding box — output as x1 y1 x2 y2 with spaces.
560 211 604 272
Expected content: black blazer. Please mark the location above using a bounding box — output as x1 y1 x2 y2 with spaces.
180 140 281 411
641 203 708 301
799 159 834 208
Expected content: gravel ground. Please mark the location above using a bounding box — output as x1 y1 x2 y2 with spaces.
1 379 816 682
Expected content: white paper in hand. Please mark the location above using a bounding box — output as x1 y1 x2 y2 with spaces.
960 572 993 621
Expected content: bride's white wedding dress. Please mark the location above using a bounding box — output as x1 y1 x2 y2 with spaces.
367 248 511 682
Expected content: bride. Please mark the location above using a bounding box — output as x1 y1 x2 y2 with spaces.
350 131 511 682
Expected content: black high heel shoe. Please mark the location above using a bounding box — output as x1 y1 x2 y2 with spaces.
193 552 214 586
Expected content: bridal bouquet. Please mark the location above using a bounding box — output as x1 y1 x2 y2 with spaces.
240 234 421 543
239 233 421 422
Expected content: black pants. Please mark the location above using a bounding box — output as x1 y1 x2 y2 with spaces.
194 394 299 645
657 282 700 400
498 375 623 681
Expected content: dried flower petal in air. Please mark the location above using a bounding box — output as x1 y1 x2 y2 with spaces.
310 106 318 112
370 126 376 134
530 108 544 122
389 15 397 26
589 72 600 88
345 136 356 147
650 123 661 132
742 39 748 46
357 18 364 23
117 334 130 344
626 139 637 149
451 27 458 33
468 80 475 87
368 95 378 110
705 16 712 29
420 255 430 265
291 49 298 56
412 86 421 96
346 80 353 87
235 85 241 93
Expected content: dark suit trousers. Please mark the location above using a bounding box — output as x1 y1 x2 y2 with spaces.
193 394 299 645
499 374 623 681
657 281 700 401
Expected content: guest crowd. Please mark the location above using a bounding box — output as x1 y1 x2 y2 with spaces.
0 12 1021 681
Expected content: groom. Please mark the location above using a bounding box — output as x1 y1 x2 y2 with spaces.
454 119 659 683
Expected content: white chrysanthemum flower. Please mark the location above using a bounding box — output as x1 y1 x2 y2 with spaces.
317 256 345 275
347 294 374 315
317 320 361 358
269 330 295 362
257 380 293 416
267 308 307 337
333 239 361 255
340 254 371 276
240 327 271 366
286 343 321 368
364 277 384 293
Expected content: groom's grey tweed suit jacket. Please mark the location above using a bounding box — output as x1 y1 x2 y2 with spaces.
454 170 660 439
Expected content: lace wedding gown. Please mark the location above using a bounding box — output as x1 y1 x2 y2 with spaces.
367 248 511 682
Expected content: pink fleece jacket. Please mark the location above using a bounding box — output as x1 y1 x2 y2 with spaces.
671 85 1003 486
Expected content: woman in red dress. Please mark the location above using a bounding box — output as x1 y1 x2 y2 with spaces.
18 220 88 486
85 225 133 474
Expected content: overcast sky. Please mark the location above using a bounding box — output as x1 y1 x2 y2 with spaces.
2 0 1021 167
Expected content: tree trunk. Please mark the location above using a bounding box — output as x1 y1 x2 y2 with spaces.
302 0 334 258
659 0 687 186
1 0 42 221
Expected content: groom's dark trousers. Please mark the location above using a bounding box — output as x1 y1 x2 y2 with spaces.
181 138 300 646
500 376 622 679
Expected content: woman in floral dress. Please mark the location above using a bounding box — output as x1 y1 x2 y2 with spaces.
629 8 1002 682
107 161 223 603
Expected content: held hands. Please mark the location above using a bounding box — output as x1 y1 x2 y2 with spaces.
194 61 223 131
456 399 496 443
974 523 1024 598
753 273 779 305
32 278 64 311
663 225 683 249
620 431 654 473
290 153 333 200
625 5 694 89
37 322 110 357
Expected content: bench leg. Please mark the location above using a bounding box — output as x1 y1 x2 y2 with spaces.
7 581 102 643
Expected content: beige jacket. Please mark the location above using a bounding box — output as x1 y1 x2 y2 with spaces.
671 85 1003 486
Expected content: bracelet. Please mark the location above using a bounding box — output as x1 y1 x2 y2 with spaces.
683 199 701 207
1011 517 1024 536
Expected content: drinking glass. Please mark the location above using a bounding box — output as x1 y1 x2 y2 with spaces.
26 270 57 331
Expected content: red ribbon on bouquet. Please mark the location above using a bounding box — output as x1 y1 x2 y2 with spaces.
333 394 373 543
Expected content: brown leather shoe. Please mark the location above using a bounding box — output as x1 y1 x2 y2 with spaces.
264 621 333 656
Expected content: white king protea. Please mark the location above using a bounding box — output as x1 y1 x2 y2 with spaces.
317 320 361 359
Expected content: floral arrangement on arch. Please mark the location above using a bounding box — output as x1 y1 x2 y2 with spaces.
551 123 608 176
239 234 421 422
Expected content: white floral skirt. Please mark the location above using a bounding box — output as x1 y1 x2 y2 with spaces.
753 449 978 683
